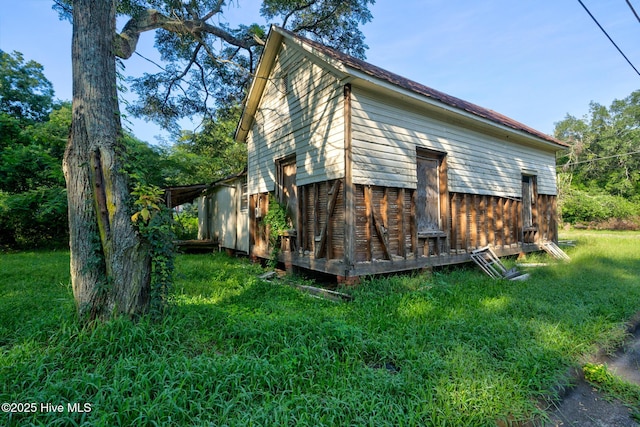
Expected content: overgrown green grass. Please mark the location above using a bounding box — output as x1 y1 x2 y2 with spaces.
1 233 640 426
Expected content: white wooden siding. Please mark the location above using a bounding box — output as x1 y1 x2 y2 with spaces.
247 41 345 195
350 87 558 196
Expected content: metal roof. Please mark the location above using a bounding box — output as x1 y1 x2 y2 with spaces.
236 26 568 149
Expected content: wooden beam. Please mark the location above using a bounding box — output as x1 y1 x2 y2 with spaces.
312 183 318 255
460 194 468 251
451 193 458 252
398 188 406 258
439 156 450 253
366 186 393 261
479 195 487 247
343 84 356 275
410 189 417 258
314 180 341 259
364 185 372 261
470 194 478 249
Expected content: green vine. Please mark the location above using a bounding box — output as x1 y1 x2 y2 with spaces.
131 183 175 318
262 193 290 269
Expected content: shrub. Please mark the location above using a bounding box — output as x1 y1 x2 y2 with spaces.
560 189 640 224
0 188 68 249
172 203 199 240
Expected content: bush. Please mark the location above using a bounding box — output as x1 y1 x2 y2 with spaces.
0 188 68 249
560 189 640 224
172 203 198 240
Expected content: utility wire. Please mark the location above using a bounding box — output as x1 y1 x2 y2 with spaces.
626 0 640 23
576 0 640 77
563 149 640 166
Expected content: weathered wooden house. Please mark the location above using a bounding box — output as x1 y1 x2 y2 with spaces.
234 26 567 282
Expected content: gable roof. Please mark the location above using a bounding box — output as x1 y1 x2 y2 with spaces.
236 26 567 149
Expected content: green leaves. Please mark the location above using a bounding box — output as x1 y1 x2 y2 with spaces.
555 90 640 201
0 50 54 122
555 90 640 225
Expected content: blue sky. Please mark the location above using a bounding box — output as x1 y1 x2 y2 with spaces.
1 0 639 144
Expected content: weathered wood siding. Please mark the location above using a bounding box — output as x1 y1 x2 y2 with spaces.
350 86 558 197
247 41 345 196
197 178 249 253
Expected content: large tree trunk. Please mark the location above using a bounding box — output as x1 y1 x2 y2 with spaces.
63 0 151 321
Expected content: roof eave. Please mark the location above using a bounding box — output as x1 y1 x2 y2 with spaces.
346 67 567 151
234 26 284 143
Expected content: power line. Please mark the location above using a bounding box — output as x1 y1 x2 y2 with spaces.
576 0 640 77
626 0 640 24
563 149 640 166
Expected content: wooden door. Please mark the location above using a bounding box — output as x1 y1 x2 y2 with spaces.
278 158 297 227
417 155 440 232
522 175 536 228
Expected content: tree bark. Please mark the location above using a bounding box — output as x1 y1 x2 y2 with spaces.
63 0 151 321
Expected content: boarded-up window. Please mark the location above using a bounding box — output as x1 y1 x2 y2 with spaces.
277 156 297 228
522 175 537 228
416 151 443 232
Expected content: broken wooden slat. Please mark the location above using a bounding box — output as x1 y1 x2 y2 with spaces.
314 180 341 258
295 284 353 302
541 240 571 261
470 245 528 280
365 186 393 261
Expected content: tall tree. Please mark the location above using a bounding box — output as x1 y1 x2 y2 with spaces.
55 0 374 321
555 90 640 200
0 50 54 122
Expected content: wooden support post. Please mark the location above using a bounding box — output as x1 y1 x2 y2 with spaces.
312 183 318 255
364 185 373 261
497 198 504 247
451 193 458 252
343 84 356 276
398 188 406 258
298 185 305 253
488 197 495 246
479 195 487 247
410 189 417 258
470 194 477 249
460 194 468 251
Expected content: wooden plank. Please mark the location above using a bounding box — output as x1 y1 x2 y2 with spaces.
315 180 341 259
487 196 495 246
439 156 450 253
511 200 522 243
382 188 389 231
451 193 458 252
364 185 373 261
479 195 487 247
344 84 356 273
496 198 504 247
398 188 406 258
312 183 319 254
460 194 468 251
470 194 478 249
410 189 417 258
366 186 393 261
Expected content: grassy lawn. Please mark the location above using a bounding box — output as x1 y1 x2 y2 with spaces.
1 232 640 426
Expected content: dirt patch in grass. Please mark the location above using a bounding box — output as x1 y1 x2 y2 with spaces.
544 319 640 426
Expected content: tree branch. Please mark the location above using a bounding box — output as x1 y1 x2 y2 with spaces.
282 0 319 29
114 8 257 60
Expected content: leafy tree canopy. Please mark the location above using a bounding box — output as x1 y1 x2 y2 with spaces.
0 50 55 122
555 90 640 201
53 0 374 134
